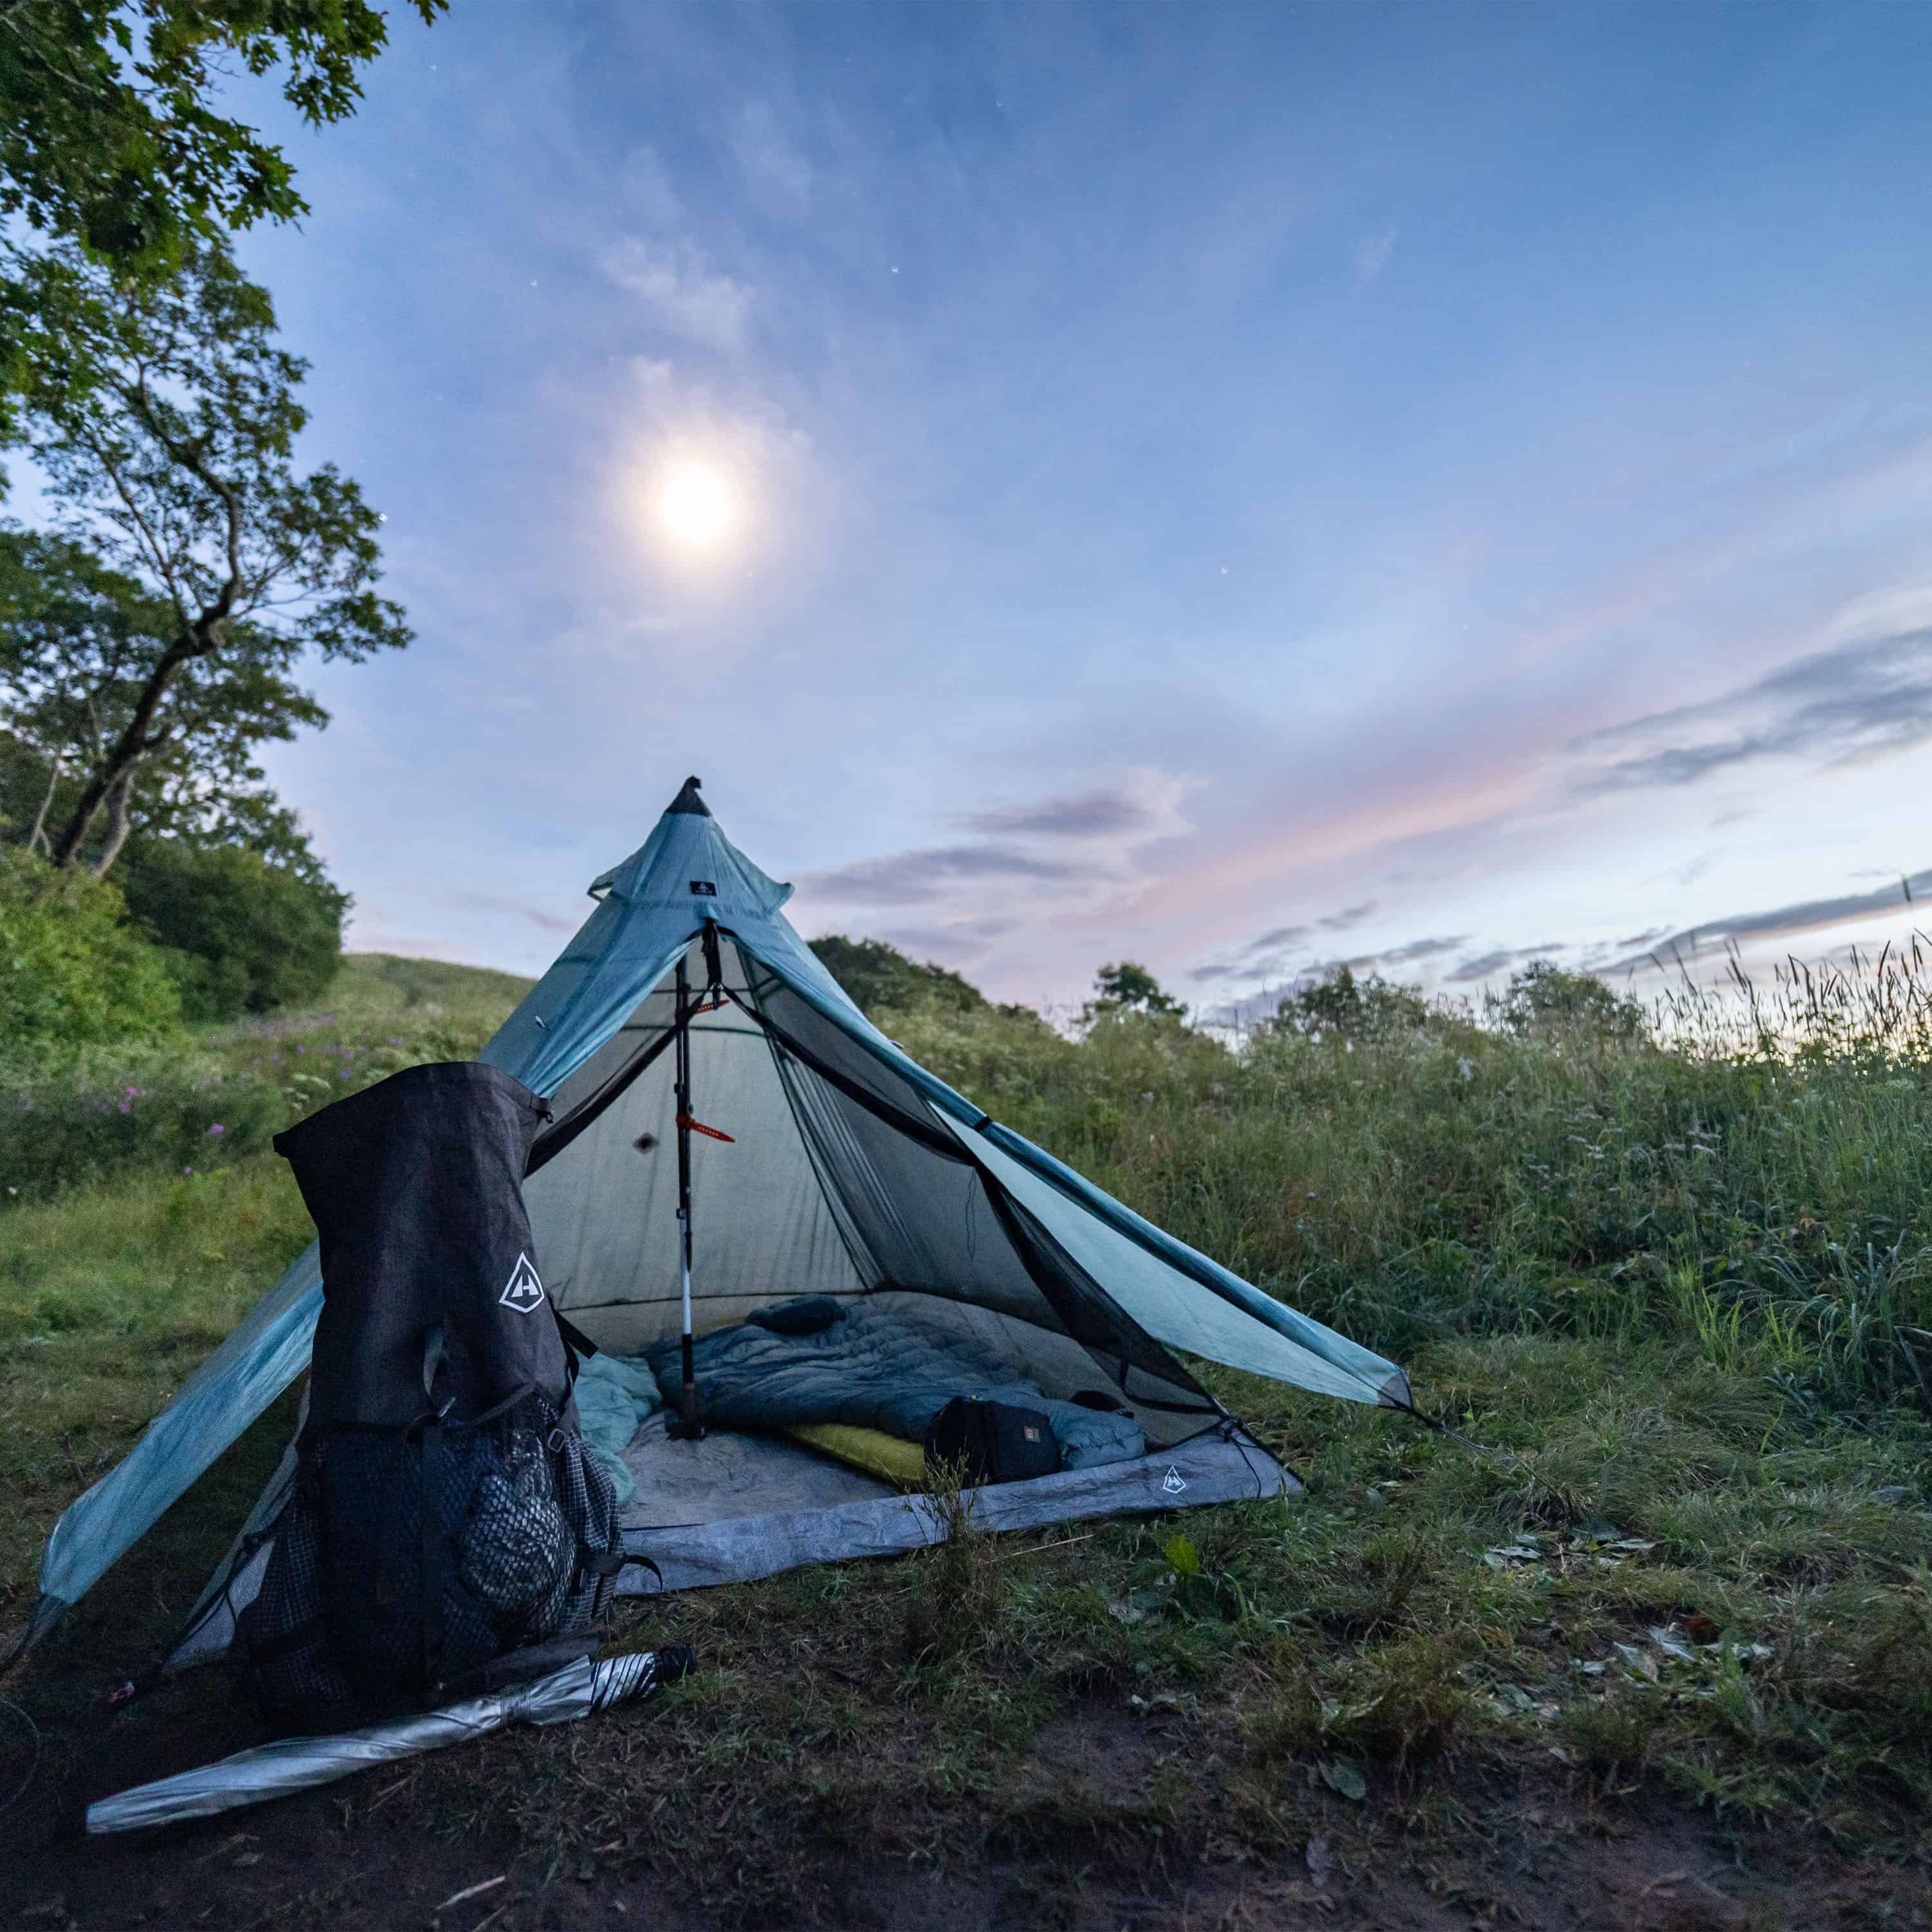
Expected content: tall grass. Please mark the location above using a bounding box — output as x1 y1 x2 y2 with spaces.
0 952 533 1206
892 947 1932 1420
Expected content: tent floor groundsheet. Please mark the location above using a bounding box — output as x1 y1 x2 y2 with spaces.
617 1409 898 1524
618 1426 1294 1594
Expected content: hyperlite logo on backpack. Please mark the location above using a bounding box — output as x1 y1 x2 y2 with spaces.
499 1252 545 1314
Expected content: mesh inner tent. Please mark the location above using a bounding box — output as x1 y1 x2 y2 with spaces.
518 932 1217 1425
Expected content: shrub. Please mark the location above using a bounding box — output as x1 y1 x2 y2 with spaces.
1494 960 1644 1041
808 934 987 1018
0 846 180 1045
118 839 347 1021
1088 960 1185 1018
1269 964 1436 1042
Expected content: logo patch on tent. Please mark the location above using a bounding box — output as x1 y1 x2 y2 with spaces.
1162 1466 1188 1495
689 879 717 896
499 1253 546 1315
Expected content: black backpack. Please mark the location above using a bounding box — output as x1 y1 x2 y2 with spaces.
238 1062 627 1727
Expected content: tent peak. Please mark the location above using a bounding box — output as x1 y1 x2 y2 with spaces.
665 776 710 818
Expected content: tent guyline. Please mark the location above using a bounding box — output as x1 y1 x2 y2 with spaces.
15 773 1412 1676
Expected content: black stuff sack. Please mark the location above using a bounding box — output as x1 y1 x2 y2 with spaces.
924 1396 1062 1486
238 1062 627 1728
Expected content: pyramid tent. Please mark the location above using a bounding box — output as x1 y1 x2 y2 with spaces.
19 779 1410 1667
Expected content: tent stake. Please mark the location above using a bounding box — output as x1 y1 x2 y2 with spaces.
668 953 705 1441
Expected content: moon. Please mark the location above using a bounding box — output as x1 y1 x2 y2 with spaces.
650 457 741 559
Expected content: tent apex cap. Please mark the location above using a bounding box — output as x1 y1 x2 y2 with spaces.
666 776 711 818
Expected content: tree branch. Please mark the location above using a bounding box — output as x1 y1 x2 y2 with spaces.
88 766 135 876
24 750 62 854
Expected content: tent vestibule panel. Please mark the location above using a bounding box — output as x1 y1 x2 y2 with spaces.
954 1119 1385 1406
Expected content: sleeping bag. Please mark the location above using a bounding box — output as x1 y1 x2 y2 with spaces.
644 1297 1146 1472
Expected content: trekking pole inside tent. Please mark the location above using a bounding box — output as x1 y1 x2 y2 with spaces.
668 952 704 1439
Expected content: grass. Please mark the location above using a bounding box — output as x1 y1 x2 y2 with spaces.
5 948 1932 1918
0 951 535 1209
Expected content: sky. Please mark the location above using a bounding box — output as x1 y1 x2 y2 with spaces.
191 2 1932 1014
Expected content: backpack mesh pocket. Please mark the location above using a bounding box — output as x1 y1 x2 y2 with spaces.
240 1389 624 1727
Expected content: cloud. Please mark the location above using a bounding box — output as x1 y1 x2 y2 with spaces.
961 785 1155 839
802 844 1081 905
731 100 813 207
1246 923 1311 952
1600 868 1932 975
1569 626 1932 794
1187 905 1383 985
851 916 1027 967
1320 901 1378 932
1372 934 1472 965
1443 943 1562 985
618 146 687 229
1354 225 1399 281
601 236 752 352
1191 928 1467 989
446 893 580 934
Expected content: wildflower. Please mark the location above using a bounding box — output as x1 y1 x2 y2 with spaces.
207 1123 225 1137
124 1085 138 1096
117 1100 131 1114
183 1166 194 1176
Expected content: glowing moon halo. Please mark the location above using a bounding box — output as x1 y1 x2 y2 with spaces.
649 456 741 560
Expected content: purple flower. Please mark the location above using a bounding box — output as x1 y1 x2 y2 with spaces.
117 1100 131 1114
183 1166 194 1175
124 1086 138 1096
207 1123 225 1137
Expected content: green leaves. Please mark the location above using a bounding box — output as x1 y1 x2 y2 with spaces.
1162 1533 1202 1577
0 239 408 871
0 0 446 277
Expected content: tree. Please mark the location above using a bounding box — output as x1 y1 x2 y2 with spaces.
1088 961 1186 1019
0 0 445 265
1496 960 1646 1043
0 0 443 426
118 836 344 1018
1271 964 1434 1041
0 527 330 873
1 240 408 873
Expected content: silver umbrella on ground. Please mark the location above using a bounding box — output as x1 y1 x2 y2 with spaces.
86 1647 690 1834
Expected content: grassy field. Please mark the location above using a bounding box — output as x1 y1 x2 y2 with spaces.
5 951 1931 1924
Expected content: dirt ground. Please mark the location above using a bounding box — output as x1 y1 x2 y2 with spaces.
2 1700 1924 1932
